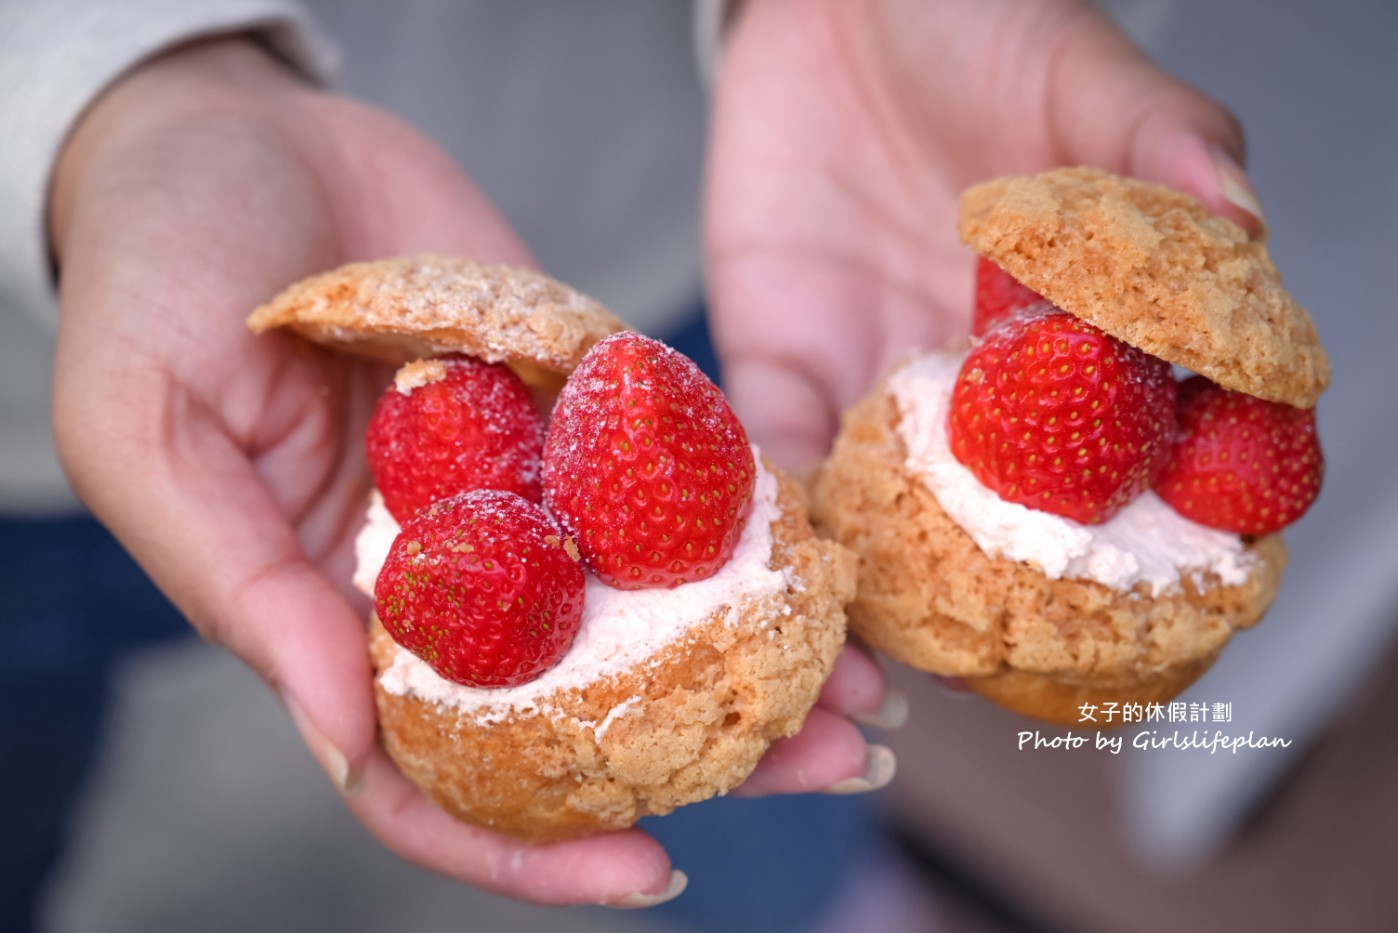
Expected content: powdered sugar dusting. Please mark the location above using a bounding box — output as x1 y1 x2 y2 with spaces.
889 352 1256 596
248 256 627 373
367 355 546 519
359 450 791 725
541 331 756 588
578 694 641 740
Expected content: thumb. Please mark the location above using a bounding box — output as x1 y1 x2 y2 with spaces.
1044 10 1264 233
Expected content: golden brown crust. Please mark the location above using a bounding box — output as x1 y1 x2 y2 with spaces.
370 467 855 842
247 255 628 375
959 167 1329 408
810 385 1286 719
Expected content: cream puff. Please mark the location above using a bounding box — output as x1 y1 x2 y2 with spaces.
812 168 1327 727
250 256 854 840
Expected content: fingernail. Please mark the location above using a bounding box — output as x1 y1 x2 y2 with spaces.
1211 147 1266 227
282 691 359 795
825 744 897 795
852 690 909 731
613 870 688 909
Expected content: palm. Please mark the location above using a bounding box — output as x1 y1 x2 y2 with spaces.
58 108 392 604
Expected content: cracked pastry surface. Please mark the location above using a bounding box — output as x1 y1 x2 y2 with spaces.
960 167 1329 408
248 255 626 375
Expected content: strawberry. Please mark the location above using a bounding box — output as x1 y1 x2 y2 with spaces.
1154 376 1323 535
543 332 756 589
366 355 545 523
374 489 585 688
973 256 1046 336
948 308 1177 524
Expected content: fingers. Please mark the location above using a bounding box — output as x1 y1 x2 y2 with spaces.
733 708 896 797
52 118 385 789
332 749 684 907
1041 3 1264 232
820 642 909 730
56 356 386 790
732 642 902 798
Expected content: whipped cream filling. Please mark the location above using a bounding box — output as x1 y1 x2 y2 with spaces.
888 352 1256 597
353 448 793 727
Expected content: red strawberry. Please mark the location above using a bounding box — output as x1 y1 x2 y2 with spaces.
366 355 545 523
973 256 1046 336
543 332 756 589
1155 376 1323 535
375 489 585 688
948 308 1177 524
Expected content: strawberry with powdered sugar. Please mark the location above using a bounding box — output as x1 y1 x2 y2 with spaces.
375 489 584 688
949 307 1177 525
543 332 757 589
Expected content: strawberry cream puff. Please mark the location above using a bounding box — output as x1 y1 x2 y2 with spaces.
249 256 854 841
812 168 1328 727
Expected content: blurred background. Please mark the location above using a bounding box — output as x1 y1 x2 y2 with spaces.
9 0 1396 931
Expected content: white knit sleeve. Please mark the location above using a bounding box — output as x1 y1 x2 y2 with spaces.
0 0 340 328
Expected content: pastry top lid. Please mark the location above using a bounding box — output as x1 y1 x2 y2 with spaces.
247 255 628 376
958 167 1329 408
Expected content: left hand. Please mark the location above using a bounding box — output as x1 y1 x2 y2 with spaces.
47 36 895 906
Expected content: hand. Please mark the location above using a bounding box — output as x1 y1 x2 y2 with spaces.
48 37 891 906
705 0 1264 472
